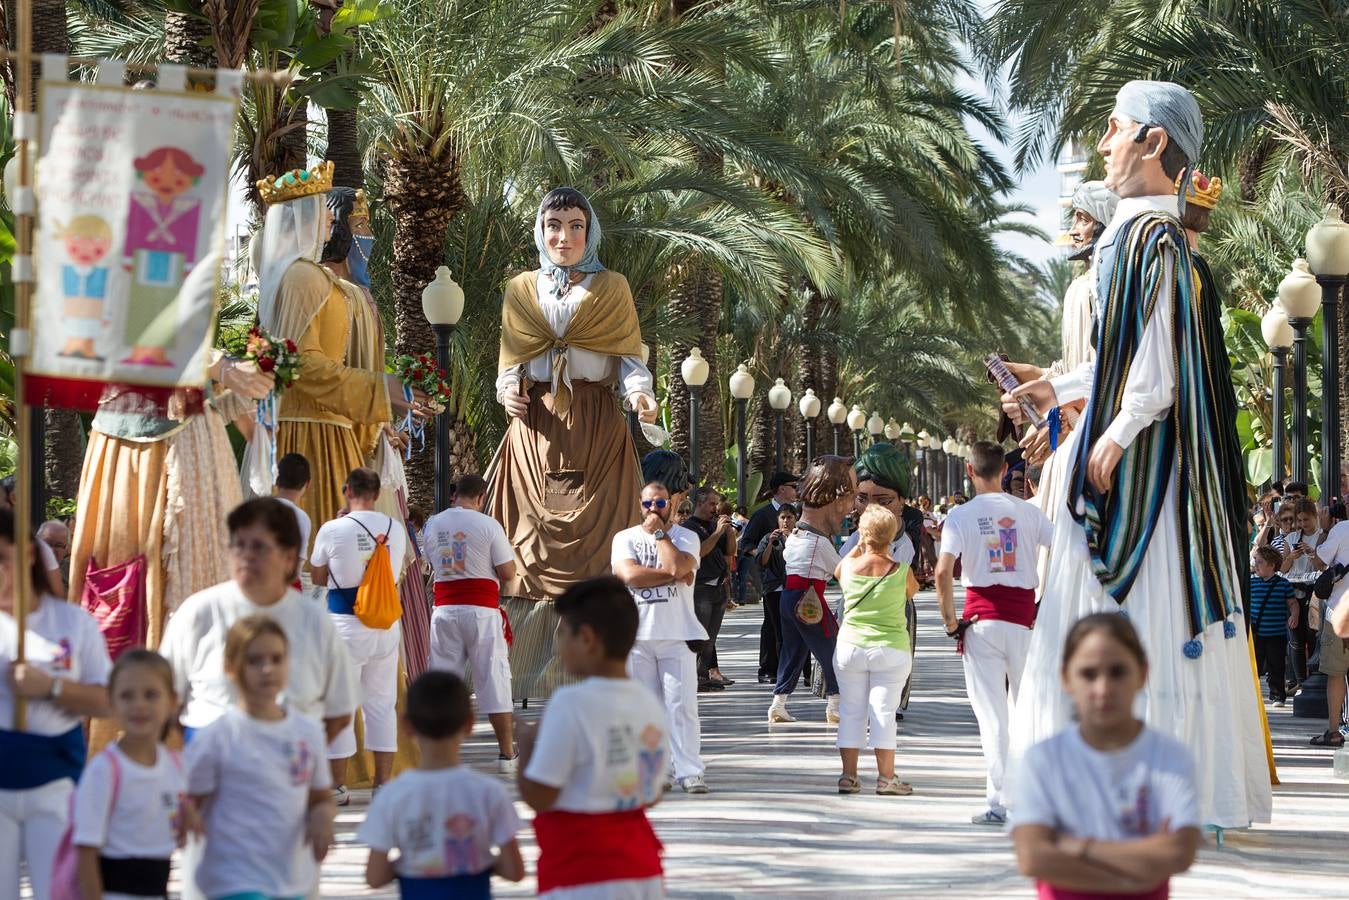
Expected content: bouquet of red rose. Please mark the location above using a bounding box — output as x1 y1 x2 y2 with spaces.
394 353 451 414
244 326 301 391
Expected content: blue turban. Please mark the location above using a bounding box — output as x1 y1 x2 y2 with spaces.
1112 80 1204 211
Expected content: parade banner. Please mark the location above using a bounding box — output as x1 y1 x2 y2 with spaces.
28 79 237 408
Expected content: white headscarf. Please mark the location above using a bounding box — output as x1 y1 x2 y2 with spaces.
1070 180 1120 228
257 192 329 333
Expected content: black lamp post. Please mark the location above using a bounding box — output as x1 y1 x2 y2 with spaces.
768 378 792 472
799 389 821 467
1280 260 1322 488
729 363 755 507
422 267 464 513
1307 208 1349 503
827 397 847 456
1263 306 1293 485
680 348 710 483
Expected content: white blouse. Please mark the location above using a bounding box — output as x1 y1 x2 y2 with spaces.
495 274 654 405
1048 195 1179 451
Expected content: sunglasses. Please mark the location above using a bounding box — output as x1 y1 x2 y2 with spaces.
641 499 669 510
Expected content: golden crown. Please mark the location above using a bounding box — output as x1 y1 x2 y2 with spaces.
1176 170 1222 210
257 160 334 206
352 189 370 221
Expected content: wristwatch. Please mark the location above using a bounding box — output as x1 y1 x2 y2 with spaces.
48 678 64 701
652 529 668 541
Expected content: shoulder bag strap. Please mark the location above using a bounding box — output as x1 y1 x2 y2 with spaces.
842 562 898 619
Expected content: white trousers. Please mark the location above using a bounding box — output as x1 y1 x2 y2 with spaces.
327 614 402 758
0 778 72 900
428 605 513 715
962 619 1031 815
834 642 912 750
628 639 703 780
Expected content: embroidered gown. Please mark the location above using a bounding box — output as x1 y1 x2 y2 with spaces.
1007 195 1272 829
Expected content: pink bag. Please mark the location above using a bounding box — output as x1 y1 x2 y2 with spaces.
81 555 147 661
50 750 122 900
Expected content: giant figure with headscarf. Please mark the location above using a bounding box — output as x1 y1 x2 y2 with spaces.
487 187 658 697
1002 81 1270 828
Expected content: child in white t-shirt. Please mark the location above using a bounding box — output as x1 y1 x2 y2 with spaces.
1010 613 1201 899
186 615 335 900
358 670 524 896
518 576 670 899
72 649 198 900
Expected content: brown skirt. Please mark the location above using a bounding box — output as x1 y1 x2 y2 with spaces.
486 379 641 697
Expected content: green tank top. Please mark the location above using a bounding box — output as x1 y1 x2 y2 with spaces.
837 566 911 652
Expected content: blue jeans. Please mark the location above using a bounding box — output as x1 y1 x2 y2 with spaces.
775 587 838 696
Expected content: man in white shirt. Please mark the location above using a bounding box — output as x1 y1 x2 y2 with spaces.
274 452 313 591
310 467 407 803
612 473 709 794
936 441 1051 827
423 473 519 772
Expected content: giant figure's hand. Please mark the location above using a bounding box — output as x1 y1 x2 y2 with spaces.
1087 437 1124 493
630 392 659 424
1001 380 1057 425
502 384 530 419
218 358 275 401
386 374 431 420
1020 423 1052 464
1004 361 1044 383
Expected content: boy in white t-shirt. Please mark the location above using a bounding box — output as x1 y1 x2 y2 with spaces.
519 575 670 899
310 467 408 803
423 473 519 772
275 453 313 577
936 441 1051 827
359 670 524 897
611 477 708 794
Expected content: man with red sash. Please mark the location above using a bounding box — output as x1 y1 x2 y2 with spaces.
937 441 1051 827
423 473 519 773
518 576 667 899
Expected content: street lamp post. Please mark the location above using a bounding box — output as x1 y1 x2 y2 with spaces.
1307 207 1349 503
847 405 866 458
1280 260 1321 486
799 388 822 465
916 430 930 496
827 397 848 456
421 266 464 512
1263 306 1294 485
768 378 792 472
729 363 756 508
928 435 942 497
943 437 959 496
680 348 710 483
884 417 900 443
867 411 884 449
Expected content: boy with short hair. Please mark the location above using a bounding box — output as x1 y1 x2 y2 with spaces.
358 670 524 896
1249 545 1297 706
275 453 313 585
518 576 669 899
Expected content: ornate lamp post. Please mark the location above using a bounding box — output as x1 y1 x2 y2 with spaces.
768 378 792 472
1262 306 1294 486
884 417 900 442
943 437 959 496
798 388 821 465
729 363 756 507
421 266 464 512
680 347 710 482
961 442 974 495
928 435 942 497
915 430 928 497
847 405 867 458
1307 207 1349 503
866 411 884 449
827 397 848 456
1279 260 1321 486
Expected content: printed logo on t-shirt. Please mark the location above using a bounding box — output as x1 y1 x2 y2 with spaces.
629 539 677 606
637 724 665 806
166 791 185 834
50 637 74 672
286 739 314 787
982 516 1020 573
450 531 469 574
603 721 667 810
1117 781 1152 836
443 813 482 875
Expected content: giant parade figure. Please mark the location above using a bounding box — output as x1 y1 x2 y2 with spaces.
1003 81 1271 829
487 187 658 696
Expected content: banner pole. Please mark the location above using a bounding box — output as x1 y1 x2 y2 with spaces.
11 0 35 731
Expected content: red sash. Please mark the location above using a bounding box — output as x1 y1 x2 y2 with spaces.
533 808 663 893
783 575 838 636
1038 880 1168 900
433 580 513 646
963 584 1037 628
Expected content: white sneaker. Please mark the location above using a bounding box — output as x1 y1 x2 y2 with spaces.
825 695 841 724
678 774 710 794
497 754 518 775
768 696 796 723
332 785 350 807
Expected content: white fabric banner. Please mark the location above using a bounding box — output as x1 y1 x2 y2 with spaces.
30 80 237 393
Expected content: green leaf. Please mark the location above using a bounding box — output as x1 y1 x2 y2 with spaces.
1245 448 1272 488
1234 409 1255 451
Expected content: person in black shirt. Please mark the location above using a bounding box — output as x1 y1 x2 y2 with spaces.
755 504 798 682
685 486 738 690
736 472 799 604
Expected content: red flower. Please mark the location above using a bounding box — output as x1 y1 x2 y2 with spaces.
413 368 425 380
418 355 430 364
437 368 447 378
258 356 277 373
285 339 297 353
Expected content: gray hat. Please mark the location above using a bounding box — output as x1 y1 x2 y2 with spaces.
1070 180 1120 228
1111 80 1204 210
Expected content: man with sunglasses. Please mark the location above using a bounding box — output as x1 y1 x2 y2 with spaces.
612 480 710 793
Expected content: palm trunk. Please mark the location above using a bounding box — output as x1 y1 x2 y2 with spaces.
383 148 464 509
326 105 363 189
668 267 726 483
164 5 214 68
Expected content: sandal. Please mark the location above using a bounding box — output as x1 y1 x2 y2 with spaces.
876 776 914 796
1310 729 1345 747
837 775 861 794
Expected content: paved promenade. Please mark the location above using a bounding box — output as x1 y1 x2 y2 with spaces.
320 588 1349 898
